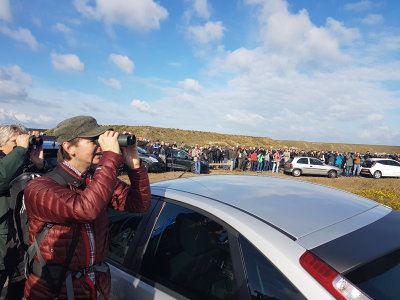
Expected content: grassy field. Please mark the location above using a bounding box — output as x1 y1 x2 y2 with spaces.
121 170 400 210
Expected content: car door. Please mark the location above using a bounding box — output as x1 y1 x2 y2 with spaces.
391 160 400 176
107 201 160 299
297 158 311 174
309 158 326 175
112 199 250 300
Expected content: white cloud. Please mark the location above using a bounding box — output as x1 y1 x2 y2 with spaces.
130 99 157 114
367 113 383 122
99 77 121 89
179 78 201 92
249 0 357 69
344 1 373 12
226 109 264 125
187 21 225 44
109 54 134 74
73 0 168 32
361 14 384 25
184 0 210 21
53 22 72 33
0 26 38 50
0 0 11 22
50 53 84 72
326 18 360 45
0 65 31 101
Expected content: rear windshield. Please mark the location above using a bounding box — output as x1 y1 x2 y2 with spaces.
362 160 374 168
345 248 400 299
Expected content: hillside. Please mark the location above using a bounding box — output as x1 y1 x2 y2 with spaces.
46 125 400 154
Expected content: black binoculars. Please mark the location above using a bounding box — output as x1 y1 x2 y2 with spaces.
29 136 43 146
95 134 136 147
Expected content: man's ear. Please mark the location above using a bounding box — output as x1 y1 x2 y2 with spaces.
62 141 76 158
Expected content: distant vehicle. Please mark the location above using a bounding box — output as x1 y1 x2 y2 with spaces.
360 158 400 178
166 149 209 173
284 157 340 178
137 147 165 172
107 175 400 300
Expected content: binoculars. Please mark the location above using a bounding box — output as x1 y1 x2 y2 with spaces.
29 136 43 146
95 134 136 147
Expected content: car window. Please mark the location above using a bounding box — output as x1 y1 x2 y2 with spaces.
239 235 305 300
310 158 323 166
297 158 308 164
345 248 400 299
363 160 374 168
140 202 235 300
392 161 400 167
108 208 148 264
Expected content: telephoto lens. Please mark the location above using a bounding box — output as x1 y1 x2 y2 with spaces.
28 136 43 146
118 134 136 147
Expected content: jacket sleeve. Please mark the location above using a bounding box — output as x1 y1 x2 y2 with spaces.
0 146 28 193
109 162 151 213
24 151 123 224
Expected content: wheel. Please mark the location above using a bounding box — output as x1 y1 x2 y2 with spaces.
373 171 382 179
143 162 149 172
328 170 337 178
292 169 301 177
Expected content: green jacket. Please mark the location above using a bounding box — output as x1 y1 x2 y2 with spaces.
0 146 29 270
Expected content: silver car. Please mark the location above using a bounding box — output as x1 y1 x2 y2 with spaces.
284 156 341 178
107 175 400 300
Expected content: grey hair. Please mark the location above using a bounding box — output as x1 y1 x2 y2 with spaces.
0 124 28 146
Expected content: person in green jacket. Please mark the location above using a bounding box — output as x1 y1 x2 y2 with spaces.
0 124 45 299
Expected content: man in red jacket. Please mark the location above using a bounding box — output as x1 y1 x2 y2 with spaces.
23 116 151 299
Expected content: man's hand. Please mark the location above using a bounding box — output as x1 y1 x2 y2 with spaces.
16 134 29 149
121 132 141 169
30 146 44 169
98 131 120 154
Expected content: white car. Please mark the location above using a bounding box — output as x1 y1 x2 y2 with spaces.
107 175 400 300
360 158 400 178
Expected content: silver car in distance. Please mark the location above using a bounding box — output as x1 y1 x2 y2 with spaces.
284 156 341 178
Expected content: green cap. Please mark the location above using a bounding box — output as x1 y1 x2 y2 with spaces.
54 116 111 145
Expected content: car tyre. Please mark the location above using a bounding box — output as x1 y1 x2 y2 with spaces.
292 169 301 177
328 170 337 178
373 170 382 179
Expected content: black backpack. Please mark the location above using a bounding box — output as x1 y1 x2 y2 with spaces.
7 166 83 298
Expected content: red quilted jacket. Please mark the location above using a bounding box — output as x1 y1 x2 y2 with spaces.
23 151 151 299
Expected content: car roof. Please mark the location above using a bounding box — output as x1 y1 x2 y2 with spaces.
151 175 389 242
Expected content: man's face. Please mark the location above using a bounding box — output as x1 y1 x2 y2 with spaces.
0 133 19 155
68 138 100 170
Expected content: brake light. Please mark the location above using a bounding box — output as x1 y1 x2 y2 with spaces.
300 251 370 300
290 163 293 168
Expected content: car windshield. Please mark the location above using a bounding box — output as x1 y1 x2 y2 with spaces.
363 160 374 168
344 248 400 299
137 146 147 154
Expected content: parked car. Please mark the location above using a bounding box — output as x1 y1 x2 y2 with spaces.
137 146 165 172
166 149 209 173
107 175 400 300
360 158 400 179
284 156 341 178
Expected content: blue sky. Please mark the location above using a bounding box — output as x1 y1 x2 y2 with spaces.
1 0 400 145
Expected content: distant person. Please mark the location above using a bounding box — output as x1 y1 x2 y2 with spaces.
353 153 361 176
272 150 282 173
191 144 202 174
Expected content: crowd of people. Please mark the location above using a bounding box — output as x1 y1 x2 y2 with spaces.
136 137 400 176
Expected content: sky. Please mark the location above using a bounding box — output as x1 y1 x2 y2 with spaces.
0 0 400 146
